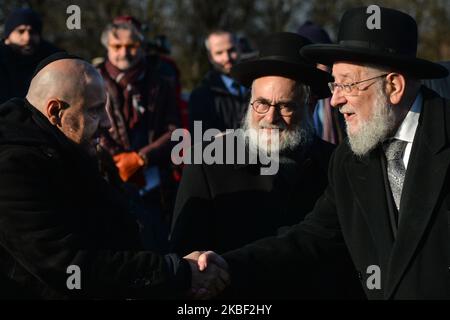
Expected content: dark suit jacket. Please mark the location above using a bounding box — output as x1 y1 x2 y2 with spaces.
223 87 450 299
170 136 334 256
170 135 365 298
188 70 248 133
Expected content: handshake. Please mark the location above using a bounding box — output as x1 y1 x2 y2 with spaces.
183 251 230 299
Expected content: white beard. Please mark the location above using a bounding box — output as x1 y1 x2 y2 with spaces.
345 84 396 156
242 106 313 156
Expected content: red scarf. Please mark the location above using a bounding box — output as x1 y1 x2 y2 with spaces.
104 59 146 129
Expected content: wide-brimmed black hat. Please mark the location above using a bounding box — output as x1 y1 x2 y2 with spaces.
231 32 333 98
301 6 448 79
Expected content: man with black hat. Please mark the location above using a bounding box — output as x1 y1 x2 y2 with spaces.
0 53 229 299
0 8 60 103
170 32 363 298
196 7 450 300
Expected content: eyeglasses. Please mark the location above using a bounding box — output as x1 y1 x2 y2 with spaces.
328 73 388 95
108 42 141 52
251 100 297 116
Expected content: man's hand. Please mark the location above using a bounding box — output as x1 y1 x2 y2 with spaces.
197 250 229 271
184 251 230 299
113 151 145 181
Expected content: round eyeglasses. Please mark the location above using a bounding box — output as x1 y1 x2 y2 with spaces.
250 100 297 116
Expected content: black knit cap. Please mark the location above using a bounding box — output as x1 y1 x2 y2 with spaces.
32 52 84 78
4 8 42 38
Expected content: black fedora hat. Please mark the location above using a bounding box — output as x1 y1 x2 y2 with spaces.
301 6 449 79
231 32 333 99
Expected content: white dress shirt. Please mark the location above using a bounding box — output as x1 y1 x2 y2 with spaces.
392 92 423 169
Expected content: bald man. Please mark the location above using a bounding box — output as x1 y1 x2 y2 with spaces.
0 55 228 299
26 58 109 157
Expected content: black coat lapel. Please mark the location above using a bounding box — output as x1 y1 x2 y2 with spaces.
385 89 450 299
278 144 310 187
345 148 395 269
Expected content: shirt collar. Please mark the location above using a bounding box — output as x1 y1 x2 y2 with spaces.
393 91 423 143
221 74 240 96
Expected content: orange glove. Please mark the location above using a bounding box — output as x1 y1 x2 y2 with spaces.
113 151 145 182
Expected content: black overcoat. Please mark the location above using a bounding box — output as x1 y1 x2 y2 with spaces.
0 99 188 299
224 87 450 299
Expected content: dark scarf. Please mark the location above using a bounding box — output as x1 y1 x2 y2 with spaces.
104 59 146 129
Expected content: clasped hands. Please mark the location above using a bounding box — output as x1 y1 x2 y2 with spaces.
183 251 230 299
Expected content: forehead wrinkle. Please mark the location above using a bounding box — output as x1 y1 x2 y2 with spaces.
332 62 368 81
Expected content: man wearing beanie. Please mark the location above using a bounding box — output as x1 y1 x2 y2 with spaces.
0 8 61 104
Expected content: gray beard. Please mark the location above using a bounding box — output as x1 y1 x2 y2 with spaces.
346 88 396 156
242 106 313 156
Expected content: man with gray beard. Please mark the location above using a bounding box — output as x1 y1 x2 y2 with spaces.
242 79 314 156
196 7 450 300
170 33 364 299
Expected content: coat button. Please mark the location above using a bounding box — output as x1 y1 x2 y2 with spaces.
131 278 152 288
357 271 363 280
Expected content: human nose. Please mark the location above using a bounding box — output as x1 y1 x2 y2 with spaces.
223 51 231 63
22 30 31 44
115 45 127 57
264 105 281 123
330 88 347 108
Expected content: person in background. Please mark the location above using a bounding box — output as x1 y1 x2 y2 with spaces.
0 8 61 103
97 16 181 252
297 21 346 144
188 30 248 133
147 34 189 131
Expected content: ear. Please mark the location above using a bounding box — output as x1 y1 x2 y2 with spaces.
206 52 213 64
385 73 406 105
46 99 63 126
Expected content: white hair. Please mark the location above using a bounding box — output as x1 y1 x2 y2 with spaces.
344 63 421 156
346 80 395 156
101 22 144 49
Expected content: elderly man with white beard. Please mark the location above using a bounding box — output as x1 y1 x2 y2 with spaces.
195 7 450 300
170 32 364 299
